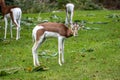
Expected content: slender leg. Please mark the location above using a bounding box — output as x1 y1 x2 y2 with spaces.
70 12 73 24
16 26 19 40
58 36 64 66
17 19 21 39
61 38 64 64
4 17 8 39
10 20 13 39
32 41 40 67
12 20 20 40
11 11 21 40
65 10 69 25
32 35 45 67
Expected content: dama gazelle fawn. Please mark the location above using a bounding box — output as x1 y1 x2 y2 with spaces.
0 0 22 40
32 22 79 66
65 3 74 26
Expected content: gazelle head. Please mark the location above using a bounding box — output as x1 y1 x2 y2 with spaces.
70 23 79 36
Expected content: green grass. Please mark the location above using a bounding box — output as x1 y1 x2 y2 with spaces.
0 10 120 80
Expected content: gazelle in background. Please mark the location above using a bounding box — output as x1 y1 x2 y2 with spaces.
65 3 83 35
0 0 22 40
32 22 79 67
65 3 74 26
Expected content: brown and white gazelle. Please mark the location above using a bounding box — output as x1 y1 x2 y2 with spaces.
32 22 79 66
65 3 74 26
0 0 22 40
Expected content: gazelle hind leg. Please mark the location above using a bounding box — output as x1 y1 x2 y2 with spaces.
10 20 13 39
17 18 21 39
32 35 45 67
4 17 8 39
65 11 69 25
16 24 20 40
11 10 21 40
13 18 20 40
32 41 40 67
70 12 73 24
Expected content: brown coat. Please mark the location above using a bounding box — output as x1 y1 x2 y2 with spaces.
37 22 73 38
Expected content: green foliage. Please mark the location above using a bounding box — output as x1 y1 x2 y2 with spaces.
56 0 103 10
75 0 103 10
10 0 103 13
5 0 14 5
14 0 57 13
83 0 102 10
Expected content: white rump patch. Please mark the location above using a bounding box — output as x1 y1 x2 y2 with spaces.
32 25 44 41
66 3 74 12
11 8 22 19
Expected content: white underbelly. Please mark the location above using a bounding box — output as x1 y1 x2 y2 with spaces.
44 31 59 37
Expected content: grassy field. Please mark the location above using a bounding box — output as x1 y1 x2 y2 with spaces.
0 10 120 80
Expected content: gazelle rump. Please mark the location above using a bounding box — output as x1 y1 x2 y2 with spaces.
65 3 74 26
0 0 22 40
32 22 79 66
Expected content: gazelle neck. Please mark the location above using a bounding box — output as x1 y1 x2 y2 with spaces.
0 0 6 15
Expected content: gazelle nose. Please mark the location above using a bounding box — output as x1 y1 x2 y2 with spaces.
74 33 78 36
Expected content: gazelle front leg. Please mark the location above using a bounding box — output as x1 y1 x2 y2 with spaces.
58 36 64 66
